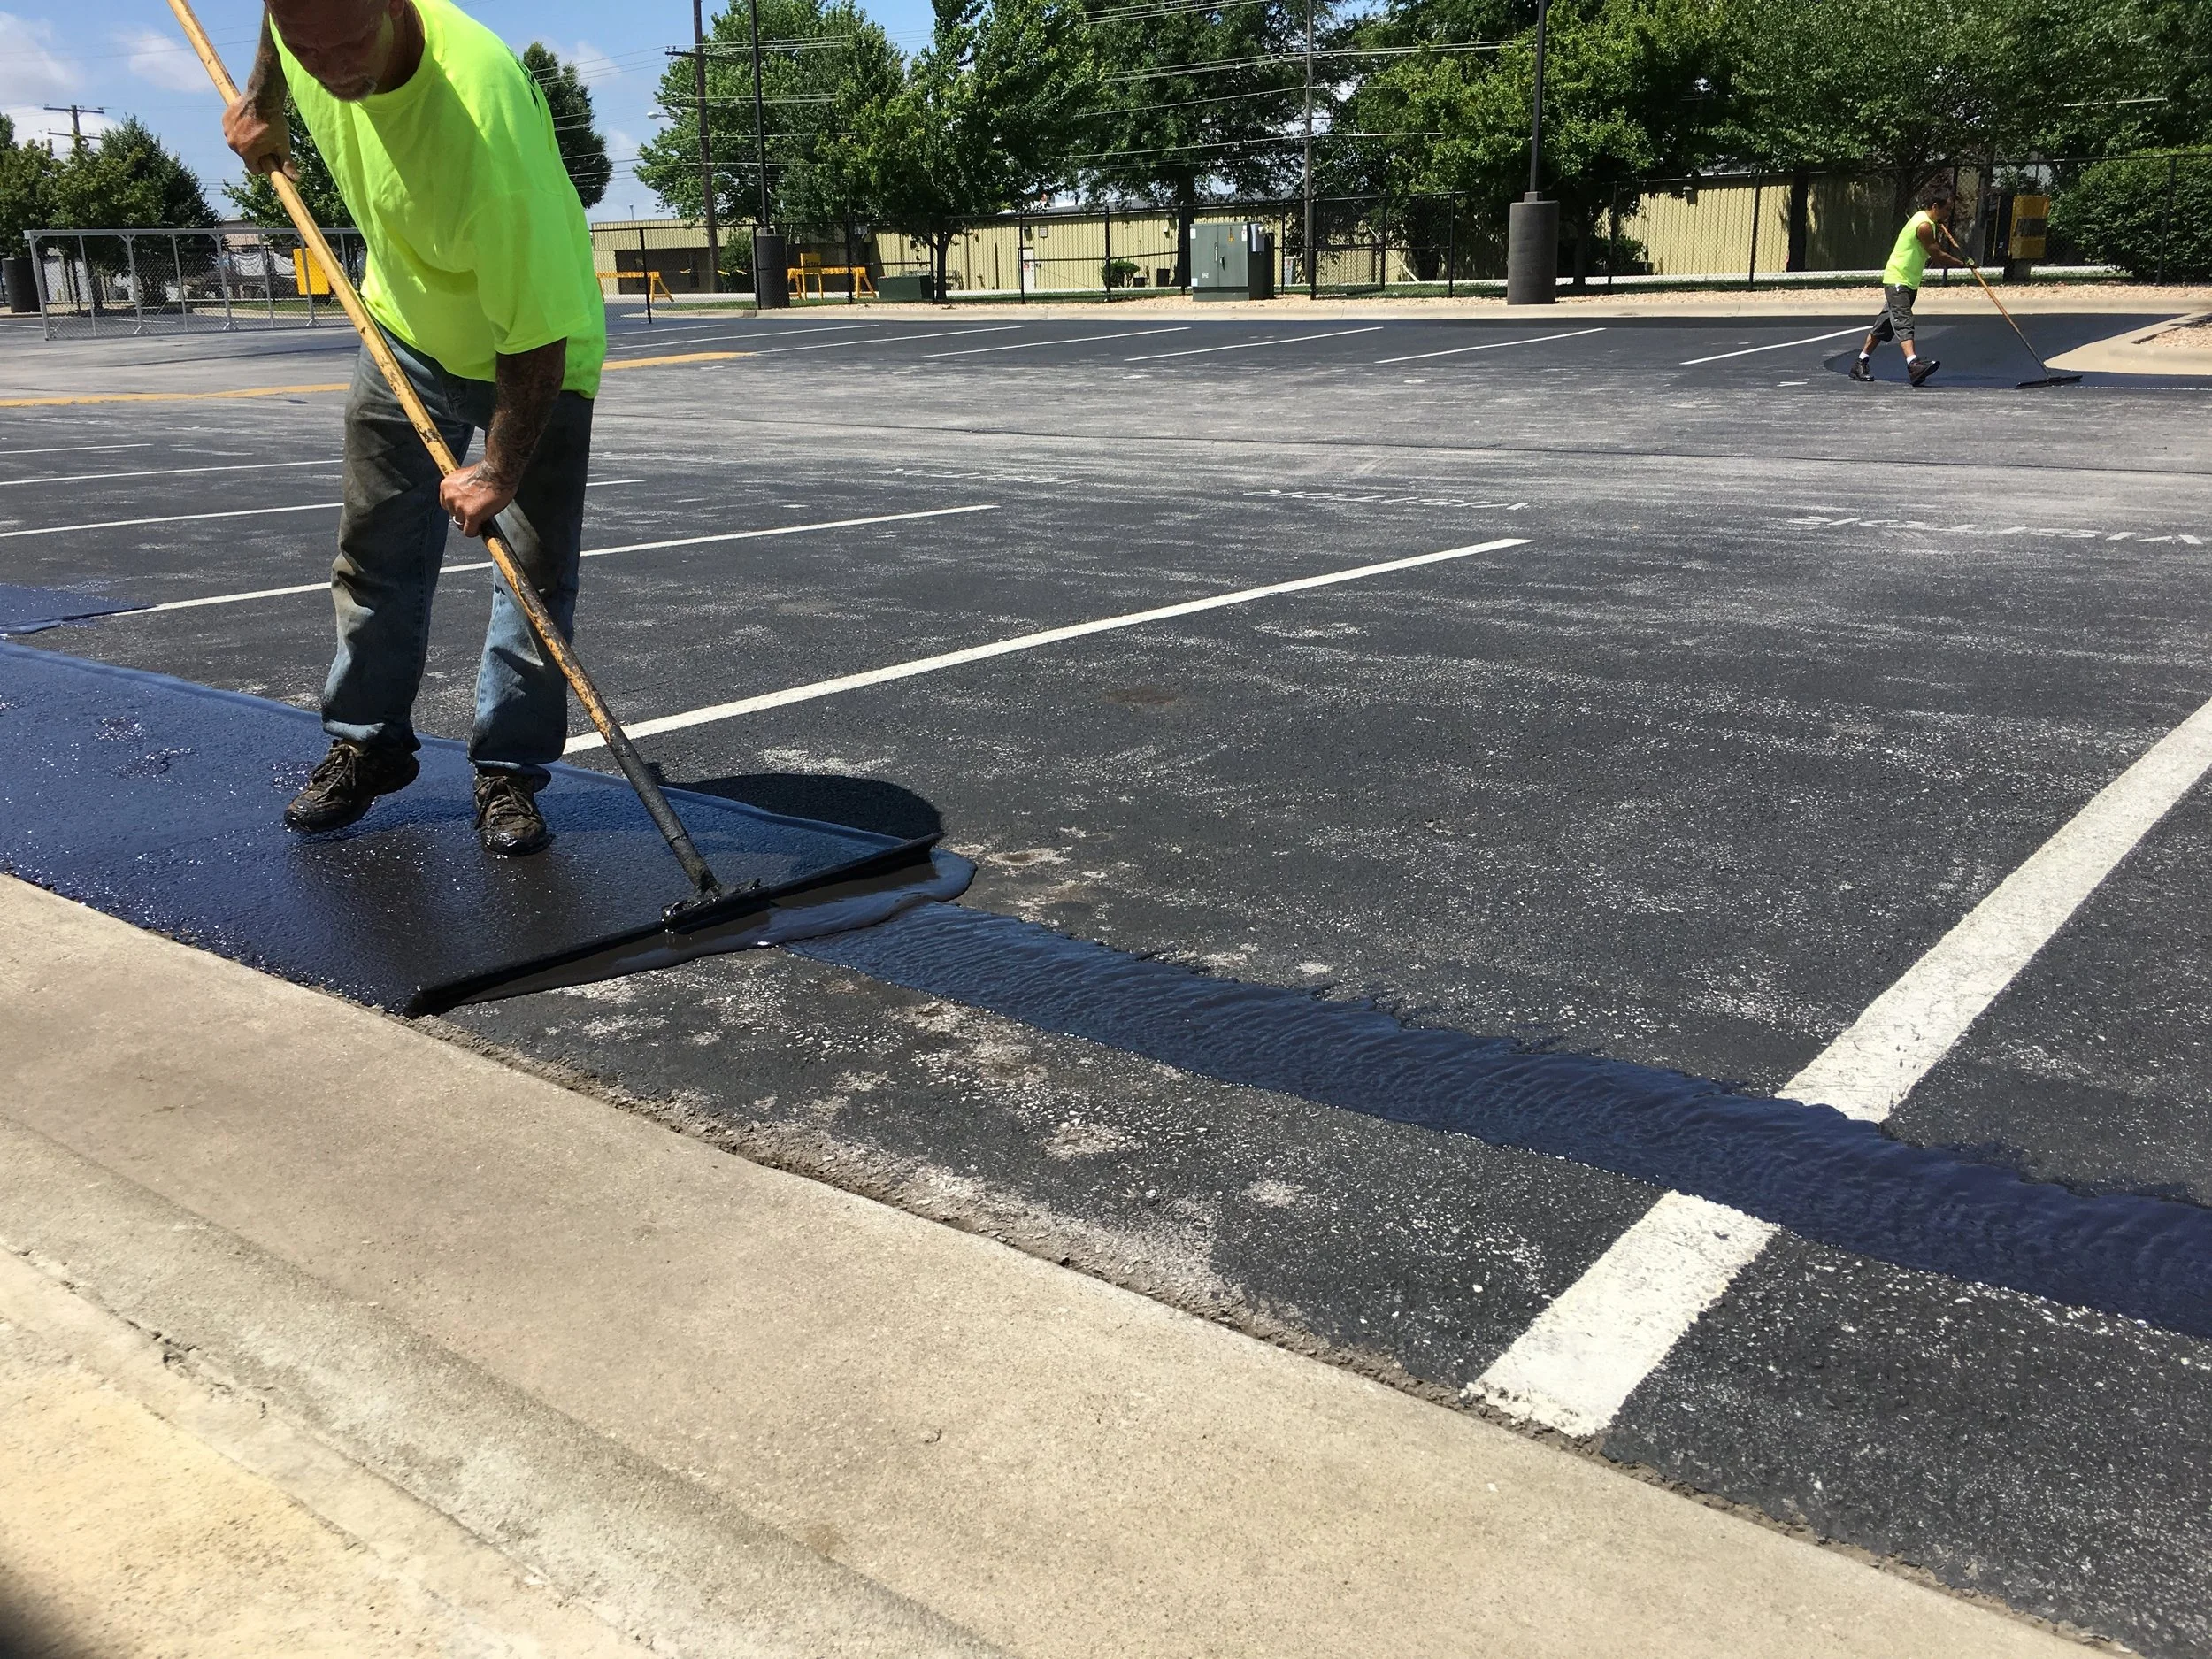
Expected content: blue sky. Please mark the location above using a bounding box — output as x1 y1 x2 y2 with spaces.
1 0 940 217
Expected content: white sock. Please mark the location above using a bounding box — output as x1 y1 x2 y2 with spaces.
1858 349 1871 361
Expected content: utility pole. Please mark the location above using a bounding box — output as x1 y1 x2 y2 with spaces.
745 0 786 306
692 0 718 292
748 0 771 230
1503 0 1556 304
43 104 105 149
1302 0 1315 299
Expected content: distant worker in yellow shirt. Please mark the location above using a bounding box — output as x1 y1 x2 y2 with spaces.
223 0 607 856
1851 187 1965 387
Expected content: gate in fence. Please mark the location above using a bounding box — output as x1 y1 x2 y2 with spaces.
24 226 366 340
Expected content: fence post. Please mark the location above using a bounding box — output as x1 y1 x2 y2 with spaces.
1447 195 1456 297
1102 211 1112 303
1607 187 1620 290
265 232 278 325
845 218 856 305
29 234 50 341
172 236 187 330
217 229 234 329
2160 154 2177 285
305 229 318 327
1746 178 1763 291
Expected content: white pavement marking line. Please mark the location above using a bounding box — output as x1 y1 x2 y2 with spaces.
0 457 330 489
1124 326 1384 363
568 534 1530 752
921 326 1192 358
1472 691 2212 1439
1374 326 1607 365
124 501 993 617
0 501 338 541
604 320 878 353
752 325 1025 354
0 442 155 459
443 502 1001 575
0 478 641 545
1679 327 1864 366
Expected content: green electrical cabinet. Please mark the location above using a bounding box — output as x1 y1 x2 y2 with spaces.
1190 222 1277 300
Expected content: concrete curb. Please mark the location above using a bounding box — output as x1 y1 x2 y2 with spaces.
0 877 2090 1658
2047 310 2212 375
0 1115 1003 1659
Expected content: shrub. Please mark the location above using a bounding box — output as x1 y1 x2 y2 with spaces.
2050 156 2212 280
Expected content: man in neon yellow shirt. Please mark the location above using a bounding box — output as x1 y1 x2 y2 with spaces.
224 0 607 856
1851 187 1964 387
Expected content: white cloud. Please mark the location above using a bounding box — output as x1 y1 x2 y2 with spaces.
0 12 76 110
122 25 217 94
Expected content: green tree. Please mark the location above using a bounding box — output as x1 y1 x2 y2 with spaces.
1080 0 1307 285
46 117 214 228
634 0 903 248
0 114 60 249
1334 0 1732 284
522 42 613 210
864 0 1096 290
222 105 354 227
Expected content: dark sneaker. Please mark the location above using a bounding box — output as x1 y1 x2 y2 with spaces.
1848 357 1874 382
473 772 551 856
1908 356 1941 387
283 740 419 833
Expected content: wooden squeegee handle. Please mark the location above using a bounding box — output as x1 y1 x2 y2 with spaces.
1938 223 2052 371
163 0 723 899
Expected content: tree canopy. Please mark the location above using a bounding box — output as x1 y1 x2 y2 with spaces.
634 0 903 248
37 118 215 230
523 42 614 210
223 106 353 228
625 0 2210 283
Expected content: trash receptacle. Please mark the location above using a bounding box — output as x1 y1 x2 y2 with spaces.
2 257 35 315
753 230 789 309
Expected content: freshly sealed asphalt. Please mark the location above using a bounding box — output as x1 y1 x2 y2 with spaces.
4 300 2209 1654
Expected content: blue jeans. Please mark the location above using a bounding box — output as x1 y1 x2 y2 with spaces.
321 333 593 787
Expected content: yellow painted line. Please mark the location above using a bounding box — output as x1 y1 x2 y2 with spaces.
0 348 747 409
0 381 348 409
602 350 749 371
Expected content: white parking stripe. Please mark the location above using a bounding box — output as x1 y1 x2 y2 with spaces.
752 326 1024 354
1374 327 1606 365
1473 690 2212 1438
922 326 1191 358
0 442 156 459
604 320 879 353
567 535 1530 751
0 478 641 544
0 501 340 540
112 500 987 617
1679 327 1864 365
1124 326 1384 363
0 457 330 489
442 502 1001 573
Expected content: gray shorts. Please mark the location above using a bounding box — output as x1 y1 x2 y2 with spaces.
1870 283 1917 342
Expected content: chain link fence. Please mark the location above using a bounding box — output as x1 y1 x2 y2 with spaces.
25 226 368 339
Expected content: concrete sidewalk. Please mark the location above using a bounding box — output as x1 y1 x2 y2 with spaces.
0 876 2085 1658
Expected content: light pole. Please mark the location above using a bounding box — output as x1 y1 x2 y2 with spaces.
1504 0 1556 304
748 0 787 305
693 0 718 292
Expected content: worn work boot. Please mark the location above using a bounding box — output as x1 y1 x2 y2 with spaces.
283 740 419 833
1908 355 1941 387
1848 356 1874 382
473 772 552 856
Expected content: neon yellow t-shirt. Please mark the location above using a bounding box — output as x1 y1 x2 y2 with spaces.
1882 211 1934 289
274 0 606 396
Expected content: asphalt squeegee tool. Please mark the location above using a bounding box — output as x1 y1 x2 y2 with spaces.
164 0 780 936
1939 225 2084 388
